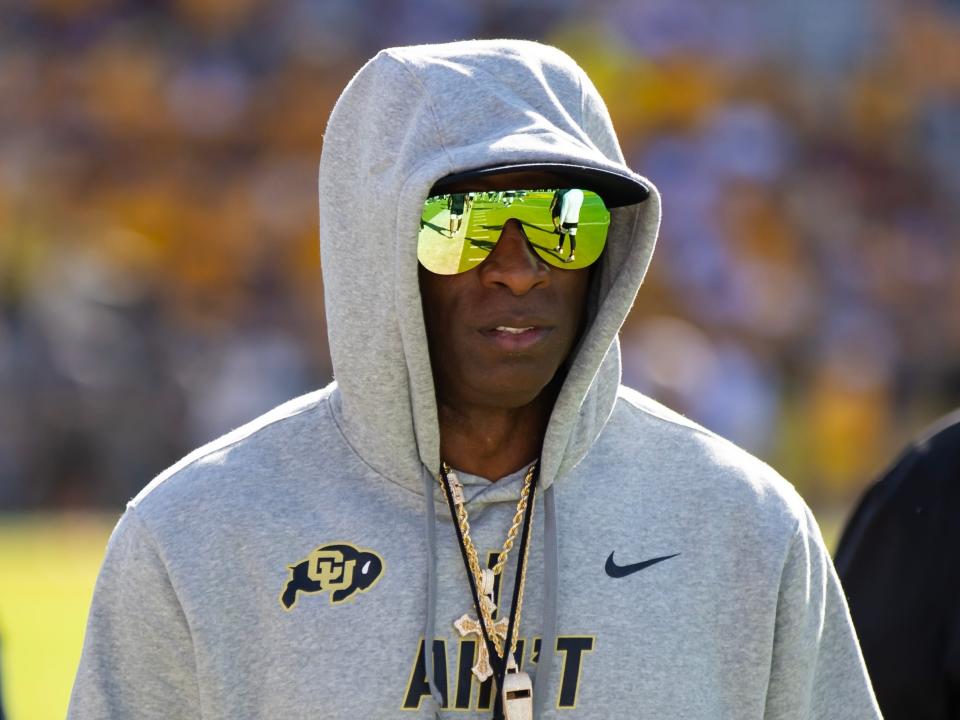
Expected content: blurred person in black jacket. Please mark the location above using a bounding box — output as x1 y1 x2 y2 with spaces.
835 410 960 719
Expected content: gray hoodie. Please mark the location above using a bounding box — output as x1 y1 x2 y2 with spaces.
69 40 881 719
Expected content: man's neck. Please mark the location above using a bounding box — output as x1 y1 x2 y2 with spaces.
437 393 552 481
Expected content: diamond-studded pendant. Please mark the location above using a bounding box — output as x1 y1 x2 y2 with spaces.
501 666 533 720
480 567 495 597
447 469 465 505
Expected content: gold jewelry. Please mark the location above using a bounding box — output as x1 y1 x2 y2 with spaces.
439 462 537 675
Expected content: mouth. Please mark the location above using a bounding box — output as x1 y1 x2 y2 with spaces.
479 324 552 351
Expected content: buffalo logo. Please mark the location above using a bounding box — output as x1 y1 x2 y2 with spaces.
280 542 385 610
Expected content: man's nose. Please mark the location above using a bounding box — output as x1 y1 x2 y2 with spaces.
478 218 550 295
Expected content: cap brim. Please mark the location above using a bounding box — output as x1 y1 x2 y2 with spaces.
430 162 650 208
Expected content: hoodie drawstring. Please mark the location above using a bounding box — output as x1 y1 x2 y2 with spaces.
421 466 445 710
533 482 559 718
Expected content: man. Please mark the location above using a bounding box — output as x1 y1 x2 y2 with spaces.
835 410 960 719
549 187 566 229
69 40 880 718
552 187 583 262
448 192 468 235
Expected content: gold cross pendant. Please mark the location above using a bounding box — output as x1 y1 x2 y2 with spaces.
453 613 509 681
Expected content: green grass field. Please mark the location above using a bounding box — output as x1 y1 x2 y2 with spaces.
419 191 610 273
0 513 115 720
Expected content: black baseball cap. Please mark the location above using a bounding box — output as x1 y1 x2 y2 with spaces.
429 162 650 208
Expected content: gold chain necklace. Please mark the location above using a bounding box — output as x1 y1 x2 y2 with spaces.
440 461 535 661
438 462 538 720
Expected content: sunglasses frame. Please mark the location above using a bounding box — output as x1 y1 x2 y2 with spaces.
418 186 611 275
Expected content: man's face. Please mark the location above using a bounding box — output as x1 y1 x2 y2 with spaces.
419 176 592 411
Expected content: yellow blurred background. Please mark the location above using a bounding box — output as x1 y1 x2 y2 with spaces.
1 0 959 717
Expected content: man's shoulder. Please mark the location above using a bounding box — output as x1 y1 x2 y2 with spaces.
613 385 708 434
605 385 808 526
129 384 341 518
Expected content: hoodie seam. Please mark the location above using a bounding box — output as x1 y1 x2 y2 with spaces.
761 512 812 716
382 50 454 170
616 392 721 443
616 391 784 473
131 397 327 509
127 506 205 716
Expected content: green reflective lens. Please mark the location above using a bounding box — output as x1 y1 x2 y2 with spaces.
417 188 610 274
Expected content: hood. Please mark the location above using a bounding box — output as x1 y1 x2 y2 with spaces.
318 39 661 495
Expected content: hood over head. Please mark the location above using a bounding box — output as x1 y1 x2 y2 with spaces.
319 39 661 494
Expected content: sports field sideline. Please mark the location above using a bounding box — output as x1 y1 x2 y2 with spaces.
0 514 114 720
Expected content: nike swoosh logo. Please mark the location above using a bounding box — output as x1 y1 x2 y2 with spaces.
605 551 680 578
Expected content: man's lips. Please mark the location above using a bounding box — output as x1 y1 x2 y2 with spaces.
479 324 553 351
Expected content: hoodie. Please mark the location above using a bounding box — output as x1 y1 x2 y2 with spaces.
69 40 881 719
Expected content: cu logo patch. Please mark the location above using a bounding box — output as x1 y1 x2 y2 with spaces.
280 542 385 610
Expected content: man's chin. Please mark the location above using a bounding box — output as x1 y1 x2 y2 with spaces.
462 370 558 410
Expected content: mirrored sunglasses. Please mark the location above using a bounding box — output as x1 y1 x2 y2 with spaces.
417 188 610 275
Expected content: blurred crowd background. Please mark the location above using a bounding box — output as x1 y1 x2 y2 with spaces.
1 0 959 515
